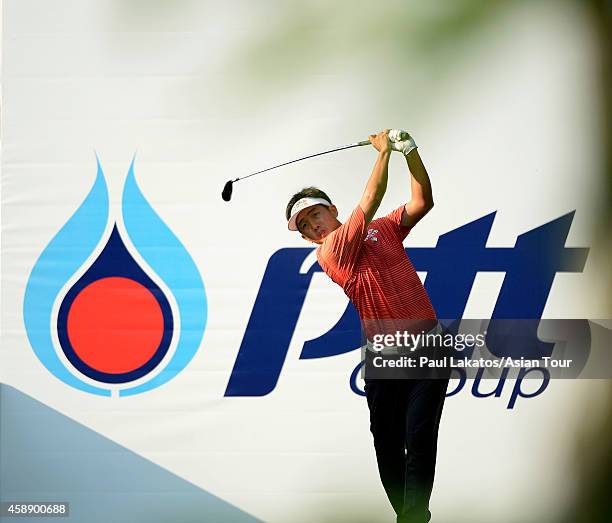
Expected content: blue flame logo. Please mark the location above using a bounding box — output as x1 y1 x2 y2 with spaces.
23 157 207 396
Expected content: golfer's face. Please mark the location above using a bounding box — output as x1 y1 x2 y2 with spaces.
298 205 337 243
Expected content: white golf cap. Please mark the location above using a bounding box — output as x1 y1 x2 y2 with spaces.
287 197 331 231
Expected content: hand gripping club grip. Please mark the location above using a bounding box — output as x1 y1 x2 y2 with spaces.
388 129 417 155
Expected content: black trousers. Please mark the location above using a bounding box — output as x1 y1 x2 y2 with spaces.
364 378 449 523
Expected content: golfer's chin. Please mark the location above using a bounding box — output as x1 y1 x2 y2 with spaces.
304 230 327 244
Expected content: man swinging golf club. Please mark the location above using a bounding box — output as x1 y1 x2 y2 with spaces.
286 129 449 523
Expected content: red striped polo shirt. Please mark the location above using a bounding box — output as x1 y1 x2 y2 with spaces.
316 205 436 339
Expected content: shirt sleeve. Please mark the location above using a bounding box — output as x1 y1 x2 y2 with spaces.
317 205 366 279
382 204 412 242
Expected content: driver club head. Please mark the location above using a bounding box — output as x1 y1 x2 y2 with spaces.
221 180 234 202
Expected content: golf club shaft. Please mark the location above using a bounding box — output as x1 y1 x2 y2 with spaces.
235 139 371 183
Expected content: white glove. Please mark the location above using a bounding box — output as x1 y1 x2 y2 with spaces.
388 129 417 156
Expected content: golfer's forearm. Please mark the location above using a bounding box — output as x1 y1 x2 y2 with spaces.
360 150 391 223
404 149 433 217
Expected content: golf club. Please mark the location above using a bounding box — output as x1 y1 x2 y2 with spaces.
221 139 371 202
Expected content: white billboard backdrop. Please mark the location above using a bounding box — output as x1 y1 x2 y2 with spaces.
1 1 610 522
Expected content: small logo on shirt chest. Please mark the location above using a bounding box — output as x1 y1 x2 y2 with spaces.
365 229 379 242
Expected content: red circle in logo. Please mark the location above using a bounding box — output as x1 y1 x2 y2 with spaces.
66 276 165 374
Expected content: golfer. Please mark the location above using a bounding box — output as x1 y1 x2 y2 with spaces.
285 129 449 523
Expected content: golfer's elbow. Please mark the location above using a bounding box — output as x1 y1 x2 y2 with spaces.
421 190 434 212
407 197 434 219
363 189 385 205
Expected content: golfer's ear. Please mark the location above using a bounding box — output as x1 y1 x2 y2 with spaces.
329 205 338 218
